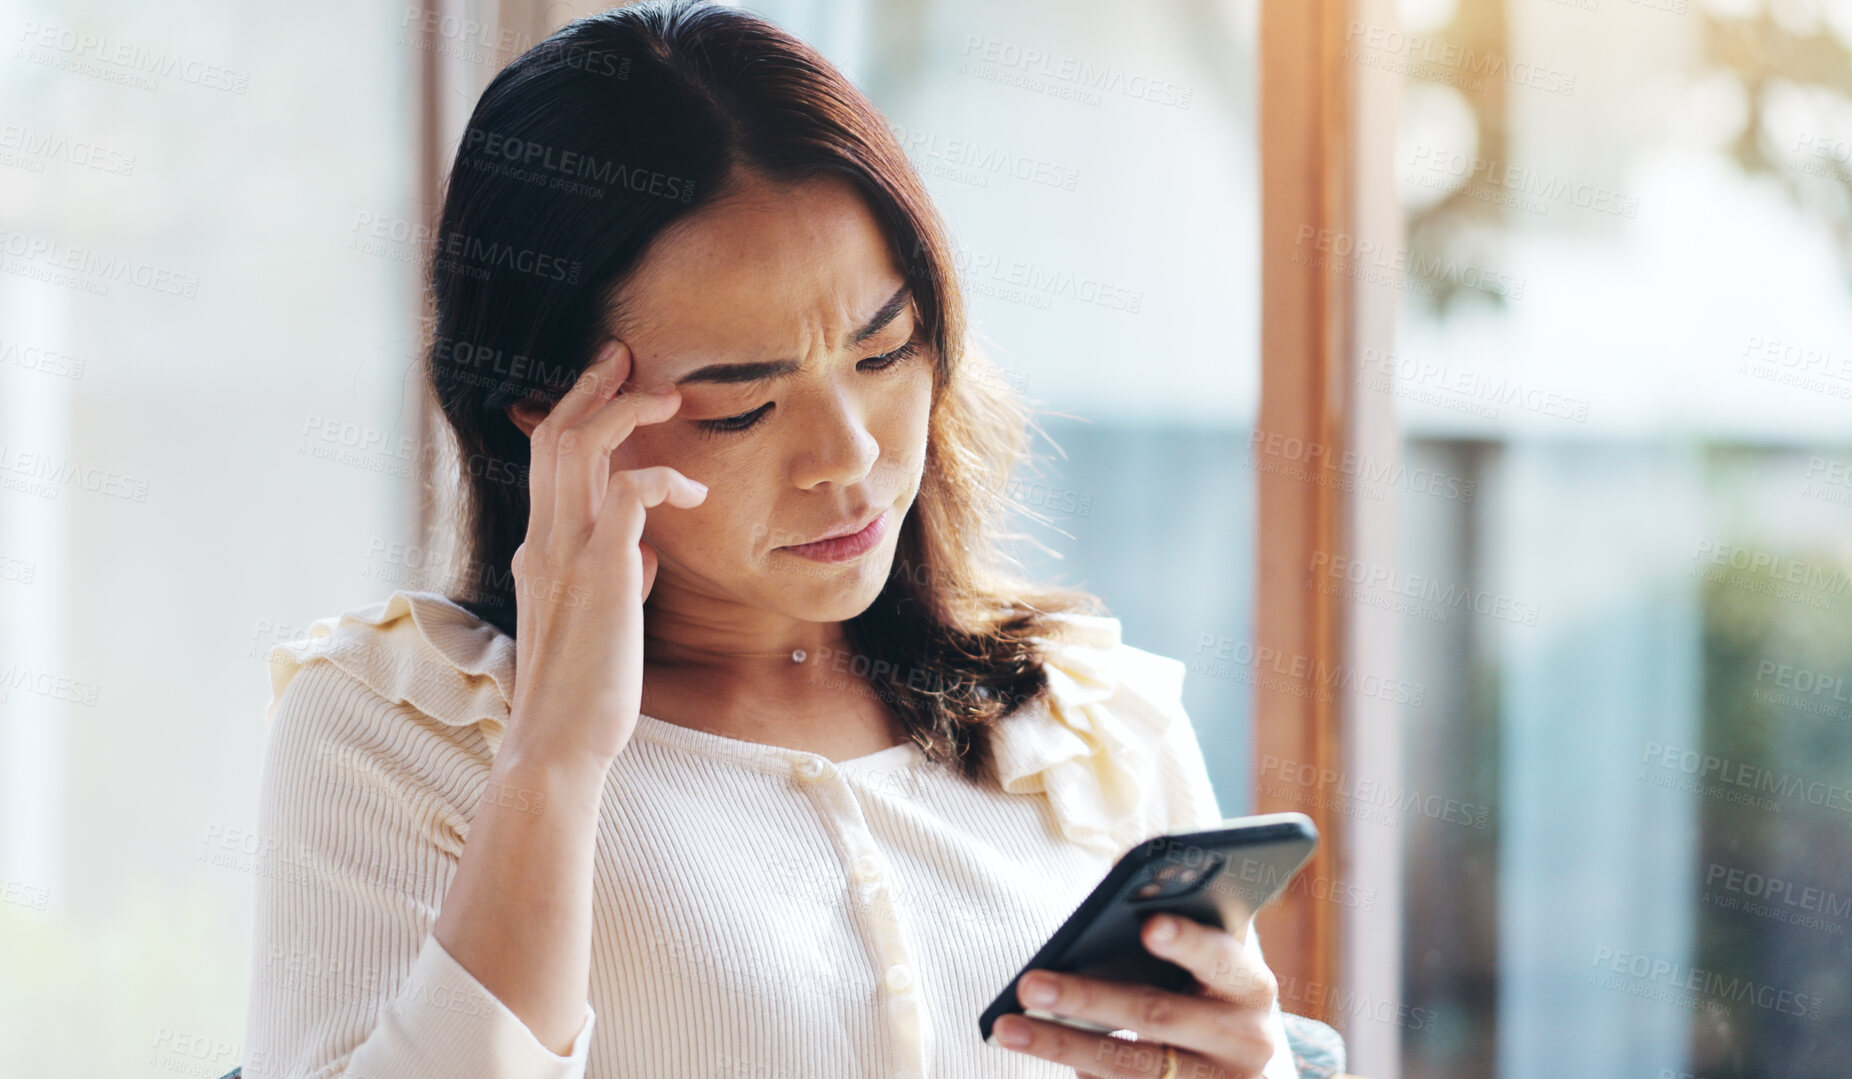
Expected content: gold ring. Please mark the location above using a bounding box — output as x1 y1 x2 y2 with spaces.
1157 1044 1179 1079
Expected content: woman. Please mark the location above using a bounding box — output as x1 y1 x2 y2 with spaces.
244 2 1298 1076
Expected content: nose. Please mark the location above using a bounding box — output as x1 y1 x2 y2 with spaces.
788 379 881 490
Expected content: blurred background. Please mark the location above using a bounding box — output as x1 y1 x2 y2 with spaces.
0 0 1847 1076
1385 0 1852 1075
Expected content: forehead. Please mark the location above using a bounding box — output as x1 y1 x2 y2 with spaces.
608 172 909 381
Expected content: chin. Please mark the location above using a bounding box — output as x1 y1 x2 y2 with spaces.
765 546 897 615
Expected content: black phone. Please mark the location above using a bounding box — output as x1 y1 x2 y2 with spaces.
978 811 1319 1044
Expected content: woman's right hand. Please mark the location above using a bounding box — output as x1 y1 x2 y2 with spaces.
503 338 707 770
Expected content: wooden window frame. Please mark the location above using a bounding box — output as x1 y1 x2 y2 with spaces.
1254 0 1403 1071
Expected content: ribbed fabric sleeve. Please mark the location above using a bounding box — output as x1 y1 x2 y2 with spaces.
242 661 595 1078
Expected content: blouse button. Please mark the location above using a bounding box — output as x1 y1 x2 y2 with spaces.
794 757 827 780
885 963 915 993
852 853 884 882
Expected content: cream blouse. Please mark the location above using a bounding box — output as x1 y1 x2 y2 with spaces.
240 589 1297 1078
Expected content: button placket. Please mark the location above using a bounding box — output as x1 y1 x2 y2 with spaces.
786 752 930 1078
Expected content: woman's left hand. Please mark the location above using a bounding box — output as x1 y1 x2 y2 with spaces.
991 912 1285 1079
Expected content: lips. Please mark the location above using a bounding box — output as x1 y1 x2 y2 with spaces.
777 508 893 563
785 508 885 548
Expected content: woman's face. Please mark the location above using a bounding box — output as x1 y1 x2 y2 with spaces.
594 170 934 625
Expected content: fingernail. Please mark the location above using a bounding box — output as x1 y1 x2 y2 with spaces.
690 479 708 494
1020 974 1057 1007
1151 915 1178 942
995 1017 1030 1048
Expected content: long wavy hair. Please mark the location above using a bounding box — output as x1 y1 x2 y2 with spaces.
423 0 1105 782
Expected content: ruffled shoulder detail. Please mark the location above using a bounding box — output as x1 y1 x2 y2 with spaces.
265 590 517 755
991 611 1191 858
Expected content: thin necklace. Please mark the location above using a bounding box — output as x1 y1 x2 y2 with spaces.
643 635 811 663
714 648 809 662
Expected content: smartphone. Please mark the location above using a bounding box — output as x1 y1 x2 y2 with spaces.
978 811 1318 1044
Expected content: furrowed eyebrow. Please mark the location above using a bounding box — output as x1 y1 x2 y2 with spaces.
849 283 913 346
670 357 801 388
671 284 914 388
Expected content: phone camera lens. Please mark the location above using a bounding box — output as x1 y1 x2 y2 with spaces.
1130 852 1227 904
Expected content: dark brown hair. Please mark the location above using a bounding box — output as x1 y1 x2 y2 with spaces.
423 0 1104 781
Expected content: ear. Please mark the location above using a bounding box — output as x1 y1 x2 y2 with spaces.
506 399 548 438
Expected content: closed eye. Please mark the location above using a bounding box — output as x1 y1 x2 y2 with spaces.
695 336 924 438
